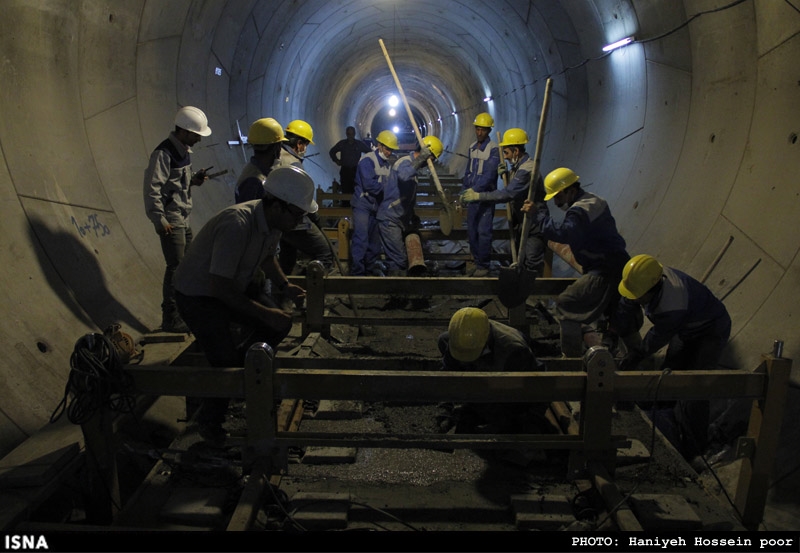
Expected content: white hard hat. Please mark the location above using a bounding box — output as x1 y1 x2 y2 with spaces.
264 165 318 214
175 106 212 137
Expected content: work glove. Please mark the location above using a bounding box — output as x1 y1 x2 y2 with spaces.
459 188 482 203
412 146 433 169
618 350 645 371
498 161 508 178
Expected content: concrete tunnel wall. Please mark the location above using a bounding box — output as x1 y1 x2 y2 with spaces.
1 0 799 506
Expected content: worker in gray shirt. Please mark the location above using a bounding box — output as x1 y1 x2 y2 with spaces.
143 106 212 333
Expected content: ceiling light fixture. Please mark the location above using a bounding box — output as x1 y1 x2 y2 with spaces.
602 36 634 52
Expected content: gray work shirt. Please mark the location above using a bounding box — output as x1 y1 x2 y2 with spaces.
143 132 193 230
173 200 282 297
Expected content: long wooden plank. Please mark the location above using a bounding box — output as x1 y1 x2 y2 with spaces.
309 276 576 296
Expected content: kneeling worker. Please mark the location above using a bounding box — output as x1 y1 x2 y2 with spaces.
615 254 732 465
437 307 546 433
173 165 318 443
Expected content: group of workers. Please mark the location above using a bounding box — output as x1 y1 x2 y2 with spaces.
143 106 732 465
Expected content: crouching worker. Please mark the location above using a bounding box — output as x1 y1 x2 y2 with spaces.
436 307 547 434
614 254 732 467
173 165 318 444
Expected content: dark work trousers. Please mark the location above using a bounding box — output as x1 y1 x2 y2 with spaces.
278 221 334 276
339 166 357 207
159 226 192 315
667 326 731 459
175 291 289 426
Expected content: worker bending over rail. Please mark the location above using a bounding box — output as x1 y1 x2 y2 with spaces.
436 307 547 434
614 254 732 466
522 168 636 358
377 136 443 275
173 166 317 444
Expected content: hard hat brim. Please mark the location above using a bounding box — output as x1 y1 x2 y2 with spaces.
450 344 483 363
618 280 639 300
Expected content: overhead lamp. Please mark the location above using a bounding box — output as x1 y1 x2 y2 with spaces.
483 96 493 102
602 36 634 52
392 125 400 133
388 95 399 107
388 108 396 117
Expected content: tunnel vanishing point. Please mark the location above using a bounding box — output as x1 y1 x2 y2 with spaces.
0 0 799 524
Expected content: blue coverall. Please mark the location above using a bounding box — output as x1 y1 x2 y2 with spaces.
615 266 732 458
462 137 499 269
351 151 391 275
479 153 548 273
377 155 419 272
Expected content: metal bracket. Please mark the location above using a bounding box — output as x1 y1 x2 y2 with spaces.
736 436 756 459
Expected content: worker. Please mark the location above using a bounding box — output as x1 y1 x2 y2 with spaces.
173 165 317 444
377 136 442 275
521 167 632 358
143 106 212 334
235 117 286 203
350 130 397 276
461 128 549 276
615 254 732 465
436 307 546 433
272 119 334 277
329 126 371 207
459 113 500 277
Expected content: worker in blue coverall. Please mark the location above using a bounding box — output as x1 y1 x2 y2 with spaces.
459 113 499 277
614 254 732 467
521 167 633 358
461 128 549 277
350 130 397 276
377 136 443 275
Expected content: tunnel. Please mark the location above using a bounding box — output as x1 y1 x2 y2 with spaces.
1 0 799 530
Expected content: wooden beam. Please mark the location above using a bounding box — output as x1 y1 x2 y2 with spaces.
305 275 576 296
734 355 792 529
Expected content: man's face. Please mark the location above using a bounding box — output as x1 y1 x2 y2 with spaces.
554 188 573 211
377 143 393 158
295 139 310 155
346 127 356 140
474 126 490 142
177 128 202 147
267 200 306 231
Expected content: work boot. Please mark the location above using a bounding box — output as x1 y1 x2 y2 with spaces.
464 262 477 277
472 267 489 277
162 311 190 334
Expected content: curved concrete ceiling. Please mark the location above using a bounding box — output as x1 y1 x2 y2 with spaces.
1 0 799 495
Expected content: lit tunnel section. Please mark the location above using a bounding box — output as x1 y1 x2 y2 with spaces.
0 0 798 487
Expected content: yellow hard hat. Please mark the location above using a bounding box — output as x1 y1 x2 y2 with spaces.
618 254 664 300
376 130 399 150
498 128 528 147
285 119 314 144
422 135 443 159
473 112 494 128
544 167 580 201
248 118 287 146
448 307 490 363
